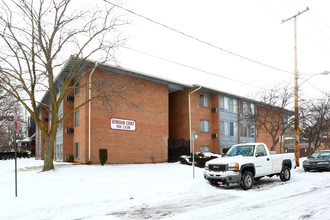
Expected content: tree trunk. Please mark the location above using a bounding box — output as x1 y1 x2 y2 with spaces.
42 133 56 171
271 145 275 151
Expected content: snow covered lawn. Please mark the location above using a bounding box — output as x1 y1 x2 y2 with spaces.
1 158 330 220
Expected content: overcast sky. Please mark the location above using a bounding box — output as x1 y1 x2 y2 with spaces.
109 0 330 101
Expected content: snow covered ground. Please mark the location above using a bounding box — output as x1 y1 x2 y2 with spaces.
1 158 330 220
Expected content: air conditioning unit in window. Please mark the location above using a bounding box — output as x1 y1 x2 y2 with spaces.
65 128 74 134
66 96 74 102
211 107 217 113
65 155 74 162
212 133 218 139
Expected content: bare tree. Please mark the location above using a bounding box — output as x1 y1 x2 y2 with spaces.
246 84 294 151
0 0 127 171
0 88 27 151
301 94 330 155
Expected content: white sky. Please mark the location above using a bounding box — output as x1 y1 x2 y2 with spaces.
110 0 330 100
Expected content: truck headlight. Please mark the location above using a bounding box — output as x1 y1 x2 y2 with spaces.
228 163 239 171
205 165 209 170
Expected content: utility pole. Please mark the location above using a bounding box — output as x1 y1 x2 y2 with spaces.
282 7 309 167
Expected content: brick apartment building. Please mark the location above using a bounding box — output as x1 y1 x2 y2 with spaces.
36 58 288 164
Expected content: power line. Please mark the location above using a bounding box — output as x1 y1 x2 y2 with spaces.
123 46 270 91
258 0 283 20
286 0 330 42
299 0 330 33
304 80 328 95
104 0 294 76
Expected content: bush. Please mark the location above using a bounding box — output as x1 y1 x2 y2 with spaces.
223 148 230 155
179 152 220 168
99 149 108 166
0 151 31 160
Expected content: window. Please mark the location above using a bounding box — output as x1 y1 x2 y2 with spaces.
200 94 209 107
221 121 237 136
75 109 80 126
75 80 80 94
220 96 237 113
75 143 80 158
57 113 63 132
56 144 63 161
200 120 209 132
240 124 255 138
256 145 267 156
241 101 255 116
200 146 210 152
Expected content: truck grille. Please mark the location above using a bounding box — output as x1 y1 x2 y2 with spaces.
209 164 227 172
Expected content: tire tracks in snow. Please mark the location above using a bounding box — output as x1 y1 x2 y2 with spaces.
220 184 330 220
107 193 235 219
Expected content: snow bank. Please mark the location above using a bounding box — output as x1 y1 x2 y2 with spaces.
1 158 329 220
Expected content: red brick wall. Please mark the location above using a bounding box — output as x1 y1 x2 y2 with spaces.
211 94 220 154
62 82 74 161
74 68 169 164
73 70 89 163
169 89 220 153
169 89 189 140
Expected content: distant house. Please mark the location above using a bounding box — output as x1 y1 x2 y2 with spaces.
284 127 313 157
36 57 291 164
16 133 35 154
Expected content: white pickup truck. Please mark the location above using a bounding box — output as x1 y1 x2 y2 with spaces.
204 142 296 190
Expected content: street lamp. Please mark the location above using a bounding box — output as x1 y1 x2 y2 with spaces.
299 71 330 87
188 84 201 179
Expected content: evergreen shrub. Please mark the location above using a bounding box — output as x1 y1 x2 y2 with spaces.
179 152 220 168
99 149 108 165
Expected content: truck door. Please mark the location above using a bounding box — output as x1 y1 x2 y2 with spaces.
254 144 272 176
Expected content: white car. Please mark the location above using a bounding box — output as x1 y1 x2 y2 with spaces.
204 143 296 190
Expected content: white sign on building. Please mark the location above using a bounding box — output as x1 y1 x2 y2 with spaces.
110 118 136 131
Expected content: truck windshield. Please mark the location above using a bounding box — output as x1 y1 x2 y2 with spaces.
226 145 255 157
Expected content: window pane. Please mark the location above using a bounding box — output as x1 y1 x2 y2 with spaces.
220 121 224 135
75 143 80 158
224 122 229 136
200 120 209 132
230 122 234 136
224 97 229 111
200 94 209 107
251 103 255 114
75 80 80 94
229 99 233 112
75 110 80 126
220 96 224 110
200 146 210 152
205 95 209 107
233 99 238 113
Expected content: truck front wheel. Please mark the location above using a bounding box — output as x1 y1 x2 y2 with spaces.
280 166 291 181
241 171 254 190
